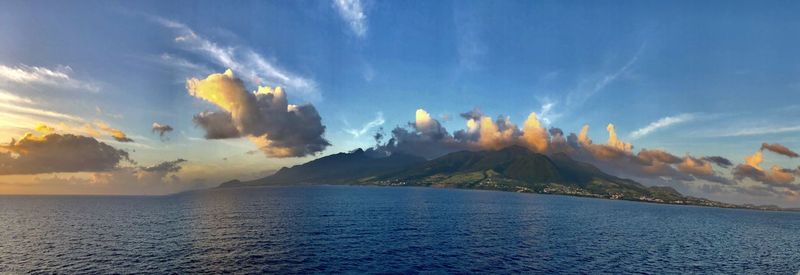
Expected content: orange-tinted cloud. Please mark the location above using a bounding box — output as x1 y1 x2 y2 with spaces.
521 112 549 153
95 122 134 142
34 123 55 134
761 143 799 158
477 116 519 150
376 108 740 187
734 146 799 192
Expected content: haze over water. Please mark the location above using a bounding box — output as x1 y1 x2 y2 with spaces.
1 186 798 273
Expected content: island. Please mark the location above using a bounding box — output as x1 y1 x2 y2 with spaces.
219 145 796 212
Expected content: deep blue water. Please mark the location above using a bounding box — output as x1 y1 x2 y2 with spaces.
1 185 799 274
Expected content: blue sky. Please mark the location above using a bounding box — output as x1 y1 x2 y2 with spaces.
1 0 799 205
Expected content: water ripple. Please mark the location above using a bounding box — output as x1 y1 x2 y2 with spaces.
1 186 799 273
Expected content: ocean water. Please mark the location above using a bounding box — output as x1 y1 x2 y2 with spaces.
1 185 798 274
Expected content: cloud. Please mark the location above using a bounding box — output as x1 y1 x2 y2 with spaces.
637 149 681 164
459 108 484 121
370 107 800 201
34 123 55 134
157 53 211 78
186 69 330 157
565 44 644 108
630 113 695 140
192 111 241 139
140 158 186 173
345 112 385 138
95 122 134 142
606 124 633 152
6 158 197 195
95 106 124 119
155 18 320 102
0 132 131 175
333 0 368 38
414 109 450 140
575 124 632 161
373 108 735 188
761 143 799 158
0 90 82 122
734 163 796 189
745 150 764 168
712 125 800 137
676 155 733 185
0 89 33 104
701 156 733 167
0 101 81 122
477 116 521 150
100 160 189 194
0 64 99 92
548 127 572 153
733 148 798 193
537 101 560 125
453 5 486 72
151 122 174 140
571 127 735 185
370 109 472 159
521 112 549 153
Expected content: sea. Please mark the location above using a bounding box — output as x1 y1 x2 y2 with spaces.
1 185 798 274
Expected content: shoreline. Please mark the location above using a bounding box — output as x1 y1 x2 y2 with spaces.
214 183 800 213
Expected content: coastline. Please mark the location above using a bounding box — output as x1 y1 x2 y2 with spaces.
214 183 800 213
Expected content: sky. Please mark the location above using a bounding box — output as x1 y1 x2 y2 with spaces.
0 0 799 206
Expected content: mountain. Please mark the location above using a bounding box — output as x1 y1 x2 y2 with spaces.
220 148 426 187
219 145 787 211
365 145 672 200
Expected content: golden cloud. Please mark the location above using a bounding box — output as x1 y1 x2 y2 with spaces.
186 69 329 157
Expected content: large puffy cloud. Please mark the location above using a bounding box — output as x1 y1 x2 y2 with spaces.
186 69 330 157
414 109 448 140
371 109 471 159
0 132 131 175
477 116 520 150
521 113 549 153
